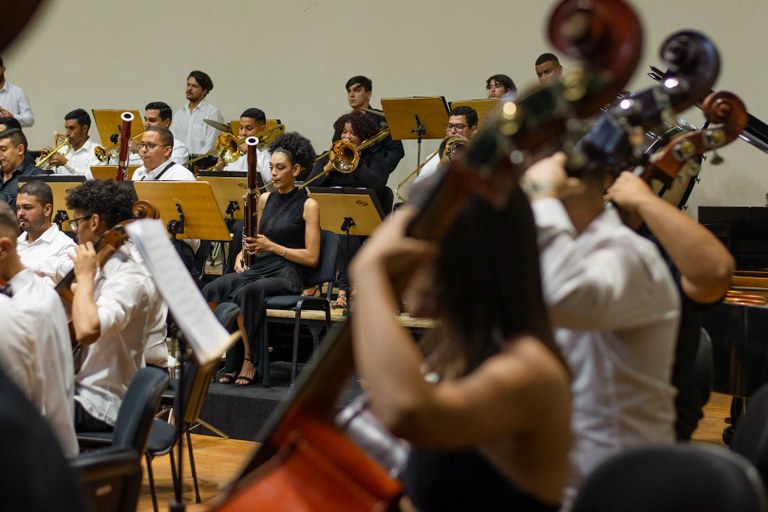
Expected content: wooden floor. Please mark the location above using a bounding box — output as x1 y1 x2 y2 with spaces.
135 392 733 511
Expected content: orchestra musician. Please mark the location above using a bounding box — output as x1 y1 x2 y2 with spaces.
202 132 320 386
0 128 45 210
40 108 101 179
128 101 190 166
522 152 680 507
413 106 479 187
215 107 272 188
0 201 77 457
0 116 35 168
486 73 517 99
345 75 404 174
350 193 570 512
16 180 76 285
170 70 225 156
535 53 563 85
131 126 195 181
0 57 34 127
307 110 389 309
65 179 166 432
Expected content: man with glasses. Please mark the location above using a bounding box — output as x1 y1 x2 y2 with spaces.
131 126 194 181
128 101 190 166
413 105 478 186
65 179 166 433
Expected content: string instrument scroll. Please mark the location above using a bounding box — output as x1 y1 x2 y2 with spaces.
214 1 644 510
241 136 260 270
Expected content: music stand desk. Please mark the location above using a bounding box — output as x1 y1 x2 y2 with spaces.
380 96 449 141
306 187 383 236
133 181 231 241
450 98 499 127
92 109 142 146
91 165 140 181
197 171 249 221
18 175 85 232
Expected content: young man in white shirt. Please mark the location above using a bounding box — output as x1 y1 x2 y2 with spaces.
16 179 76 284
40 108 100 179
128 101 189 166
0 57 34 127
412 106 478 186
214 107 271 187
171 70 224 155
65 179 166 432
0 201 77 457
131 126 195 181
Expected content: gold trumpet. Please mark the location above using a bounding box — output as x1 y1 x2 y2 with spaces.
395 135 468 202
301 128 390 189
38 133 71 169
188 124 287 167
94 132 144 163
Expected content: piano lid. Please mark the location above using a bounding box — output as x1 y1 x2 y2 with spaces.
700 206 768 271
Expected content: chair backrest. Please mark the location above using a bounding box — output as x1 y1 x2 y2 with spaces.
111 367 170 454
175 358 219 425
304 230 340 294
71 446 142 512
732 383 768 489
571 445 768 512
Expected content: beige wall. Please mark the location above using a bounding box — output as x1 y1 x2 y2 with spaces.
4 0 768 215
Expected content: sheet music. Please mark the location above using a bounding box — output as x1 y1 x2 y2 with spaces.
126 219 235 366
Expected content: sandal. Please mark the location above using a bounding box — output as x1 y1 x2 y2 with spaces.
218 372 237 384
301 285 320 297
235 356 257 386
334 290 348 309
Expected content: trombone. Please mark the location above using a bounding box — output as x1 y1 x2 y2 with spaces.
395 135 468 202
38 132 71 169
188 124 286 167
300 128 390 189
93 132 144 163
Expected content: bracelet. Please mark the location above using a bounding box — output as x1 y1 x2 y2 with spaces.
281 246 288 257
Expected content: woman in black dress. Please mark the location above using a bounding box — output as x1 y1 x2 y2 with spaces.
203 132 320 385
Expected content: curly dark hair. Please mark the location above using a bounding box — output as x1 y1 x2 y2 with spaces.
65 180 137 228
332 110 379 143
268 132 317 178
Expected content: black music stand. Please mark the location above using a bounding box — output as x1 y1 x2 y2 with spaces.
381 97 449 164
306 187 384 315
196 170 265 225
18 175 85 232
450 99 499 127
92 109 143 147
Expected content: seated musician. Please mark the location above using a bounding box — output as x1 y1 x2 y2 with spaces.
605 171 734 440
535 53 563 85
214 107 272 188
0 201 78 457
345 75 404 175
16 180 76 284
350 192 570 512
128 101 190 166
0 116 35 167
0 128 45 210
307 110 389 308
131 126 195 181
412 106 478 187
486 73 517 99
522 153 680 506
202 132 320 385
171 70 224 156
65 180 167 432
40 108 101 179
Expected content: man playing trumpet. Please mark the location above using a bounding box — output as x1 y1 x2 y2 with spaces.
214 107 272 189
40 108 101 179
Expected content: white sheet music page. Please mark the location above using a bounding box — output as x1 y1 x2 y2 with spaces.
126 219 234 366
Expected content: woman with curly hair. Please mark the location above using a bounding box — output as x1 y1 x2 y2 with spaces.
202 132 320 385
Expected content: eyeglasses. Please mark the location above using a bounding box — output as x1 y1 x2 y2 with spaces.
137 142 169 152
445 123 467 132
69 214 93 230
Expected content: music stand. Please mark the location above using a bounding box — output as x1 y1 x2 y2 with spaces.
91 109 143 146
450 99 499 127
196 171 250 223
18 175 85 232
90 165 140 181
381 96 449 164
133 181 231 242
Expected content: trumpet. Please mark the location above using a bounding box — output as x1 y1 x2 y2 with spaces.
94 132 144 163
301 128 390 189
395 135 468 202
189 124 287 167
38 133 71 169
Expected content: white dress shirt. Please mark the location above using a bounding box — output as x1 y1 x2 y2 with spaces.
8 268 78 458
532 198 680 504
0 80 34 127
48 137 100 179
411 151 440 187
129 137 190 166
74 242 162 426
17 223 76 285
132 159 196 181
171 99 224 154
224 147 272 190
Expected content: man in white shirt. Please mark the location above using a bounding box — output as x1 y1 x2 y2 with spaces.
16 180 76 284
0 57 34 127
171 70 224 156
41 108 100 179
0 201 77 457
412 106 478 186
128 101 189 166
65 179 166 432
522 152 680 506
132 126 195 181
214 107 271 187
